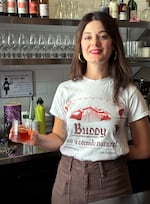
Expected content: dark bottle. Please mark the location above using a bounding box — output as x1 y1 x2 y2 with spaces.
29 0 39 17
127 0 137 21
17 0 29 17
0 0 7 15
7 0 17 16
119 0 127 20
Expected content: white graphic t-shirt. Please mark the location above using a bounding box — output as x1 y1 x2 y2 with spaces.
50 77 149 161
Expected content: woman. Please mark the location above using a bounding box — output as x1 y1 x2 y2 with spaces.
9 12 150 204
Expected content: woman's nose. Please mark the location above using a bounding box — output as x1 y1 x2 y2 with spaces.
92 36 101 46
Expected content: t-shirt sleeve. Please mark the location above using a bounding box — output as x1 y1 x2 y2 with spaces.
50 83 66 121
127 85 150 123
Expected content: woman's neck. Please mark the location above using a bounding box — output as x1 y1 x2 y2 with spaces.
85 64 109 80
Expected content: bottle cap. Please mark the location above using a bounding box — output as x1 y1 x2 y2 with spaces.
36 97 44 104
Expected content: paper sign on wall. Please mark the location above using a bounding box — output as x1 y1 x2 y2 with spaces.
0 71 33 98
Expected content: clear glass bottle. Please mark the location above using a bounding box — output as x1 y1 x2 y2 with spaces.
140 0 150 22
109 0 119 19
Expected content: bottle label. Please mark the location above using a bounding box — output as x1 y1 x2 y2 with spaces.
18 0 28 14
39 4 48 17
7 0 17 13
119 12 127 20
29 1 39 15
0 0 6 12
130 10 137 19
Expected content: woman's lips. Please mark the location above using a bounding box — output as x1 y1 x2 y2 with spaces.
89 49 102 54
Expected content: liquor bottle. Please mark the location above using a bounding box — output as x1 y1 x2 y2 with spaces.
0 0 7 15
17 0 29 17
127 0 137 21
29 0 39 17
100 0 109 14
119 0 127 20
39 0 49 18
7 0 17 16
109 0 119 19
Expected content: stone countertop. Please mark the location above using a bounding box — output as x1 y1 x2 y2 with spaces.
89 190 150 204
0 142 60 166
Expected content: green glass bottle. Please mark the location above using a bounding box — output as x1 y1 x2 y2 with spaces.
127 0 137 21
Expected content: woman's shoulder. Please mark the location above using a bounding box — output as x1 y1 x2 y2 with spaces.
120 82 140 99
58 79 75 88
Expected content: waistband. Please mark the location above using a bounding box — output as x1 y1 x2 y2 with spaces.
60 154 127 177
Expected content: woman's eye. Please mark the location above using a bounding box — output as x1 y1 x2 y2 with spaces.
84 36 92 40
99 35 108 39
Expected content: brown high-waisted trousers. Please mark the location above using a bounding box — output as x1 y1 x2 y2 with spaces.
51 155 132 204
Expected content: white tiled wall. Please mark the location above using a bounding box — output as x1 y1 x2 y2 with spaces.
0 0 149 122
0 64 70 121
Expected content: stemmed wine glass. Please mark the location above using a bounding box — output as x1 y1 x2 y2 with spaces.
38 33 47 58
47 34 57 59
28 33 38 59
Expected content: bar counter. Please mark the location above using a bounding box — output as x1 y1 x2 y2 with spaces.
0 142 61 204
0 142 61 165
0 143 150 203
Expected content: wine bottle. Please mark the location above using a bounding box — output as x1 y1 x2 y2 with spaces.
7 0 17 16
39 0 49 18
119 0 127 20
127 0 137 21
29 0 39 18
0 0 7 15
17 0 29 17
109 0 119 19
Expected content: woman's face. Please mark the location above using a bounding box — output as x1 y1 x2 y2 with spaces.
81 20 113 65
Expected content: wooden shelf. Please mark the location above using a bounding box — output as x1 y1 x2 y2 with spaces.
0 16 149 28
0 16 79 26
0 58 72 65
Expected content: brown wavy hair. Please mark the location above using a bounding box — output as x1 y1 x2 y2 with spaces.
70 11 133 103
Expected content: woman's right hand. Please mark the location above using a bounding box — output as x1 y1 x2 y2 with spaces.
9 125 40 146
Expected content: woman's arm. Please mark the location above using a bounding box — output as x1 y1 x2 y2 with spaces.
127 116 150 160
9 116 66 152
33 116 67 151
